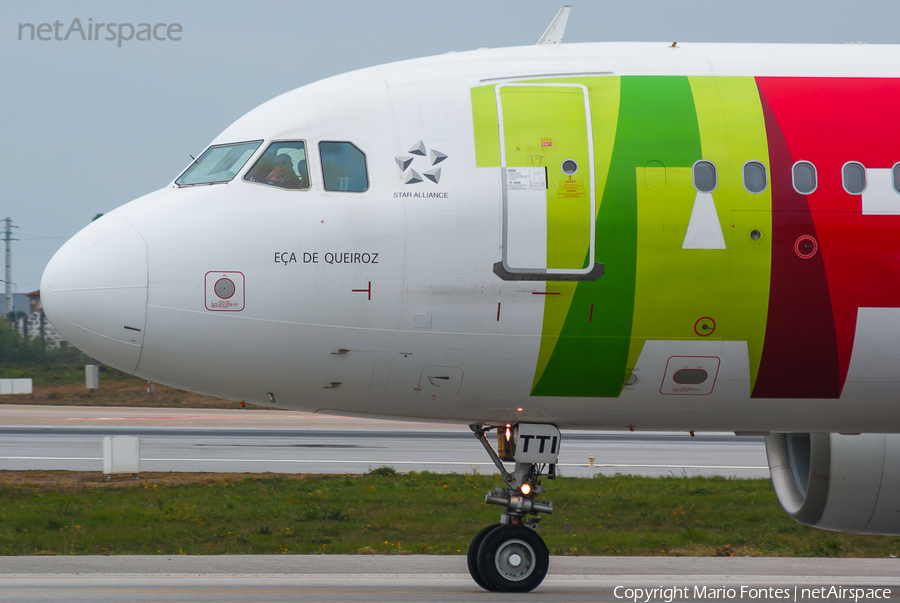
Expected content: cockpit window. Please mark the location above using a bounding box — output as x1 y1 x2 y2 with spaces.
176 141 262 186
244 141 310 190
319 141 368 192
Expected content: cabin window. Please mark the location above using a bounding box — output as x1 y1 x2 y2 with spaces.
743 161 767 194
176 140 262 186
842 162 867 195
792 161 817 194
319 141 368 192
244 141 310 190
893 164 900 194
692 160 717 193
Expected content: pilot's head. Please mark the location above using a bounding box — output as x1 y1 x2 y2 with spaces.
267 154 295 184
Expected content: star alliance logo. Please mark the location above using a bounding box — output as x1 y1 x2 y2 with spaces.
395 141 448 185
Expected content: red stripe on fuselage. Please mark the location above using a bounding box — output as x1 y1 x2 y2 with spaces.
752 84 840 399
756 77 900 396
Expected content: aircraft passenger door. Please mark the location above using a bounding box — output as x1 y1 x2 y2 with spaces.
494 83 601 281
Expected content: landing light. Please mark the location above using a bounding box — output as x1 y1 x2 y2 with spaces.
520 483 532 495
505 425 511 441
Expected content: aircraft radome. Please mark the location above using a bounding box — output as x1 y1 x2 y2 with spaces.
40 5 900 593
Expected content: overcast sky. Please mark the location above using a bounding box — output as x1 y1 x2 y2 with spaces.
2 0 898 293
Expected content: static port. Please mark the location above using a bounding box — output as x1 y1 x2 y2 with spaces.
215 278 236 299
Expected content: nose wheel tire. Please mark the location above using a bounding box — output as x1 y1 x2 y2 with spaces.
473 524 549 592
467 523 501 591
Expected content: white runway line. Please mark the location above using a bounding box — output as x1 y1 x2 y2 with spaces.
0 455 766 470
0 456 101 461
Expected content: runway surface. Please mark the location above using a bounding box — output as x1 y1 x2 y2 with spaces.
0 556 897 602
0 405 769 477
0 409 889 603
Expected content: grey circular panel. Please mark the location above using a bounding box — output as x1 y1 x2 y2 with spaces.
561 159 578 175
215 278 236 299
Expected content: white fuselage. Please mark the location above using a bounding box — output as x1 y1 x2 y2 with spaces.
40 42 900 432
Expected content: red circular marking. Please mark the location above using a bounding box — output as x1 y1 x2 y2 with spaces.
795 235 818 259
694 316 716 337
215 278 235 299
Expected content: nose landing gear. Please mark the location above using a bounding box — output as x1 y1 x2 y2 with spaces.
467 424 560 592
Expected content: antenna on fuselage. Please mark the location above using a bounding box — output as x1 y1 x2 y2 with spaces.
537 5 571 45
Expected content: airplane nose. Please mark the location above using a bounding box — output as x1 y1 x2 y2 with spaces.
40 212 148 373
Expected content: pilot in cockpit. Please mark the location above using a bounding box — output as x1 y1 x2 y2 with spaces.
244 144 309 190
265 154 302 189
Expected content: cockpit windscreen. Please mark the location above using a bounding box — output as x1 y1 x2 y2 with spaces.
244 142 310 190
176 141 262 186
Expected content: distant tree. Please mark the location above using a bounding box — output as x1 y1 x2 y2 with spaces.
0 321 83 366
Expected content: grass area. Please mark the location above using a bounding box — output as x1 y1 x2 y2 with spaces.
0 364 135 387
1 470 898 557
0 325 245 409
0 365 266 409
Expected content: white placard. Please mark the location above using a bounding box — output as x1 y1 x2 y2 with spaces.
505 167 546 191
0 379 33 395
506 168 531 190
513 423 561 464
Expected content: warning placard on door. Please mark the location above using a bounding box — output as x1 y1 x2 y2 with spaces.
557 179 586 198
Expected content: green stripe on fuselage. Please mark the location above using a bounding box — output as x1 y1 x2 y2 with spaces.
470 76 772 398
533 76 702 397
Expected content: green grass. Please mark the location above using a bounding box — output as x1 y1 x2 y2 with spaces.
1 472 898 556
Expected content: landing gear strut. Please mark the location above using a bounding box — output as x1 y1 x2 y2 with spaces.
466 423 560 592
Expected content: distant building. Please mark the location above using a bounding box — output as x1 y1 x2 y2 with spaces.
0 293 31 317
9 290 67 348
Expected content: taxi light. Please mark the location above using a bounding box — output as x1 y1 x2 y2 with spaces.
520 483 532 495
505 425 511 441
